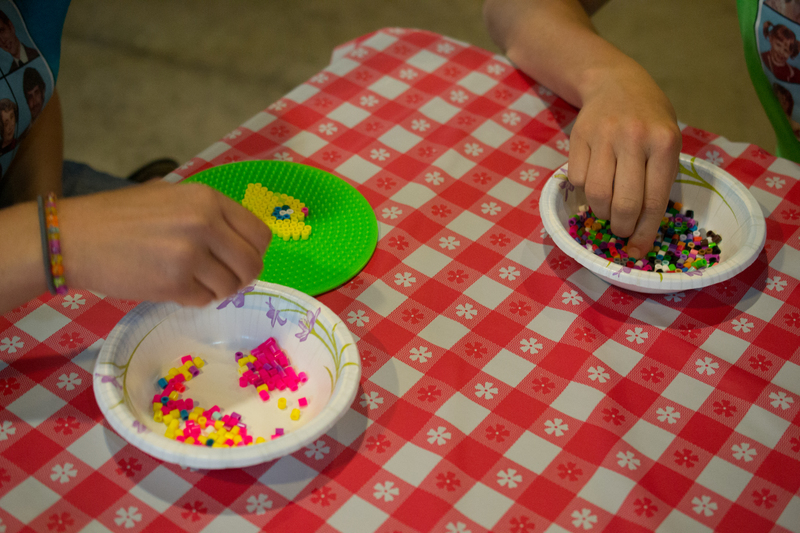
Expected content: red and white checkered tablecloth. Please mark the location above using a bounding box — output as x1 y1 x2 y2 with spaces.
1 27 799 533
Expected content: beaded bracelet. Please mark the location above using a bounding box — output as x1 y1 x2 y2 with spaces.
43 193 68 295
37 195 57 295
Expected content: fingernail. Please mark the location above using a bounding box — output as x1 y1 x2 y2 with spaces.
627 247 641 259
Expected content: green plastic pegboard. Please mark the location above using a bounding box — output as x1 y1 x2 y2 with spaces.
184 161 378 296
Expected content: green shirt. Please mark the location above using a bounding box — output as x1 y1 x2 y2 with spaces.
738 0 800 161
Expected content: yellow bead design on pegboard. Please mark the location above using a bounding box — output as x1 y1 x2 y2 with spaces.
242 183 312 241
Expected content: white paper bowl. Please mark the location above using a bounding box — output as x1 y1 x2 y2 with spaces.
93 282 360 469
540 154 766 294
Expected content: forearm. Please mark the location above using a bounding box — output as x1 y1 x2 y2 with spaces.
3 90 63 203
484 0 681 258
483 0 644 108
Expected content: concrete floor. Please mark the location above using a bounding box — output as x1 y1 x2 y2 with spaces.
57 0 774 178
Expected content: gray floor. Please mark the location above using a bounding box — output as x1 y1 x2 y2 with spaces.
58 0 774 179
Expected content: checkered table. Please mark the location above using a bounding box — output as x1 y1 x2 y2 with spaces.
1 28 798 533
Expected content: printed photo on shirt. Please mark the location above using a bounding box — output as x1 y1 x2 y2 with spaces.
766 0 800 25
8 64 51 137
755 3 800 132
0 6 38 76
772 81 800 139
0 97 17 156
761 18 800 83
0 1 53 167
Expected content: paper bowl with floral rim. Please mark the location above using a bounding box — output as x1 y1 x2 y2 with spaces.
540 153 766 294
93 281 360 469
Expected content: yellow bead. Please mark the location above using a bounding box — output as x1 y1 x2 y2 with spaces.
255 437 266 444
278 397 287 410
290 408 301 421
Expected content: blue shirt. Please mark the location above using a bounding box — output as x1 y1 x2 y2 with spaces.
0 0 70 177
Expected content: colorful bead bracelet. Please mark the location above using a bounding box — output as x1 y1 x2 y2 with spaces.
37 193 68 295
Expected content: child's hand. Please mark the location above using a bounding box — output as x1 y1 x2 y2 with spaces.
566 62 682 259
60 181 272 306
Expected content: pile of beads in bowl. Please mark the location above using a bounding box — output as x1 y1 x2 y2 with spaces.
152 336 309 447
236 336 308 423
242 183 312 241
569 201 722 273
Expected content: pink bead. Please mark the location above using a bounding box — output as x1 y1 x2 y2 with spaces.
298 397 308 408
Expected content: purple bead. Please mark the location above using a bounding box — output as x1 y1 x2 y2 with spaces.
49 241 61 254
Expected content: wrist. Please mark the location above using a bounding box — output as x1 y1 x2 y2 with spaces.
56 196 90 294
574 49 647 104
